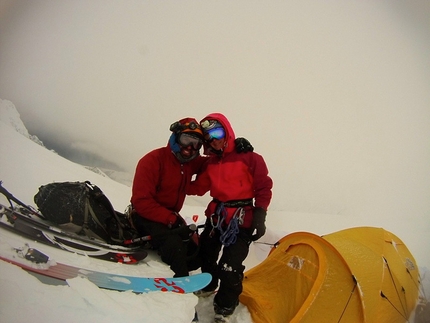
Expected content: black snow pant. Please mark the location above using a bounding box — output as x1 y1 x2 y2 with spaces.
132 214 189 277
199 221 252 312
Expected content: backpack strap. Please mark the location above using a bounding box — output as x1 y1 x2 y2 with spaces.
81 183 110 241
83 181 129 244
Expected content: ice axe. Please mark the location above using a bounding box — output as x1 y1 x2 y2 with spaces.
123 223 201 245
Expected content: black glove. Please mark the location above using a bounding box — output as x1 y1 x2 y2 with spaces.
251 207 266 241
167 213 185 229
235 137 254 153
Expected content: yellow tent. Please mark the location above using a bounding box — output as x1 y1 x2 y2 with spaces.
240 227 420 323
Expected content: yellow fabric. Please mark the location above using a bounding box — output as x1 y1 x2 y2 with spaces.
240 227 420 323
324 227 420 323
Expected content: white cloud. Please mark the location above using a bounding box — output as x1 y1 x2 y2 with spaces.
0 0 429 219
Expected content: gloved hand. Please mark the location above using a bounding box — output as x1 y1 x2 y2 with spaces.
251 207 266 241
235 137 254 153
167 213 185 229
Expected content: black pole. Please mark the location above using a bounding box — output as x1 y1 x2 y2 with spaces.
123 223 198 245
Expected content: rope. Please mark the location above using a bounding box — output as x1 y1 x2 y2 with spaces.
337 275 357 323
211 202 242 247
219 216 240 246
383 257 408 318
407 268 427 300
253 241 278 247
380 291 409 322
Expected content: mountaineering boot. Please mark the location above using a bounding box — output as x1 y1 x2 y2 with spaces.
213 301 236 323
214 313 231 323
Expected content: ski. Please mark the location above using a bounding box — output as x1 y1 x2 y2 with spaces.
0 202 147 252
0 244 211 294
0 204 148 264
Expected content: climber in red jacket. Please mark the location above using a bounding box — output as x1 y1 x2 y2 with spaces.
131 117 206 277
188 113 273 323
131 117 255 278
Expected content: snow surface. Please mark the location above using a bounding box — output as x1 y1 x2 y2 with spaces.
0 99 429 322
0 99 253 323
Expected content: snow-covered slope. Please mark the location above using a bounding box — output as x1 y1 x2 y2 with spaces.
0 114 131 210
0 98 134 186
0 102 254 323
1 100 428 322
0 98 45 147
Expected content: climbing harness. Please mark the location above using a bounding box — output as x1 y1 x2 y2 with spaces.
210 202 246 247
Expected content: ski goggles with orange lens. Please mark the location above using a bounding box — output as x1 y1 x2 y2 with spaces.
204 127 225 142
178 133 203 150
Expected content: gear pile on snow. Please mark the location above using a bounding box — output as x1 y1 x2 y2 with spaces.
34 181 136 244
0 203 147 263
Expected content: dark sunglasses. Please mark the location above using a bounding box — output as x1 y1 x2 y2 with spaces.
178 133 203 150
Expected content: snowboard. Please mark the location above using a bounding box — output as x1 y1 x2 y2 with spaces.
0 240 211 294
0 252 211 293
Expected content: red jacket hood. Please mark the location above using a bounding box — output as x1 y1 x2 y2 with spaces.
200 113 236 155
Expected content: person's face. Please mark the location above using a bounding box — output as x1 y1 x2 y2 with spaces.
203 125 226 151
179 145 198 159
209 137 225 151
177 133 202 159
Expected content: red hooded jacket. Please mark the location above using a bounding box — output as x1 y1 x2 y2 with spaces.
188 113 273 228
131 142 207 226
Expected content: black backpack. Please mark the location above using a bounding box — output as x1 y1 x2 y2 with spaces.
34 181 137 244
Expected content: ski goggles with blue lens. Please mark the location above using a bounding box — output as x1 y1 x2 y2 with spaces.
204 127 225 142
178 133 203 150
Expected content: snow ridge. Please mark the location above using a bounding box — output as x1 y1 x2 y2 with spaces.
0 98 45 147
0 98 130 182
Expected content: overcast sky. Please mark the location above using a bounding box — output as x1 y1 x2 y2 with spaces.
0 0 429 218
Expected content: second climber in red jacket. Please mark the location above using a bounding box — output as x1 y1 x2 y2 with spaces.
188 113 273 323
